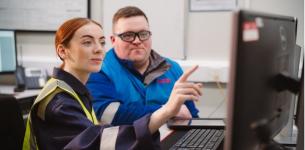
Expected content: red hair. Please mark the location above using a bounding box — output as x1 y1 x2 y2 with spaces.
55 18 102 60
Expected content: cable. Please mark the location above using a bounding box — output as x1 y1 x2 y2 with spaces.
207 72 227 118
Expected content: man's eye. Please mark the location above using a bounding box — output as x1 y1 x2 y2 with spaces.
100 41 106 46
139 32 147 35
123 33 134 38
139 33 148 37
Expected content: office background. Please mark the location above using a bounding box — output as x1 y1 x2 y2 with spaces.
0 0 302 112
0 0 303 118
10 0 303 83
0 1 302 147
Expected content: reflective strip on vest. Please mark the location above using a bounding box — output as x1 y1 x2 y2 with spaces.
23 116 37 150
23 78 99 150
100 126 119 150
100 102 120 125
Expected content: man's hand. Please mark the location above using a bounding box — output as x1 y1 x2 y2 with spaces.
163 65 202 118
175 104 192 119
149 65 203 133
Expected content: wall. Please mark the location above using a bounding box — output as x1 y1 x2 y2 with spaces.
183 11 235 82
15 0 303 82
16 32 58 73
16 0 103 74
183 0 304 82
245 0 304 47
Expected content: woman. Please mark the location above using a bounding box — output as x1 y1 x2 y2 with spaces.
23 18 202 150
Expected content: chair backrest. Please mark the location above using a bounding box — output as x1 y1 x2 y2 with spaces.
0 94 25 150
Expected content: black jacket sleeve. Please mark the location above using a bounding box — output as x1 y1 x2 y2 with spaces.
64 114 161 150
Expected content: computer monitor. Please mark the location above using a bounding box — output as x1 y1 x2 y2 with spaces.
225 10 300 150
0 30 17 74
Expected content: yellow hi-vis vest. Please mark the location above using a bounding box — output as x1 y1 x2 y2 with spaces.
22 78 99 150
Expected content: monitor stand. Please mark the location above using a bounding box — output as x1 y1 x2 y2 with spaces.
274 109 298 146
252 74 302 150
251 117 295 150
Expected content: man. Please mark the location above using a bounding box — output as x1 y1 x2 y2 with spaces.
87 6 199 125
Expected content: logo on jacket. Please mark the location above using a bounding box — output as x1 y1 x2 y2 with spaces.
157 78 171 84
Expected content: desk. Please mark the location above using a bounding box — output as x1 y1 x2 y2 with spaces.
16 89 40 117
0 85 40 99
14 89 40 100
0 85 40 121
14 89 40 120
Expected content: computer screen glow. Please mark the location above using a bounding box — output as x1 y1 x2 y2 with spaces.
0 30 16 73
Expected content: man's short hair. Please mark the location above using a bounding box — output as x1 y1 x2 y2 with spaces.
112 6 149 32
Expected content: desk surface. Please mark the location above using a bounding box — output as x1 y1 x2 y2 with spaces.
0 85 40 100
14 89 40 100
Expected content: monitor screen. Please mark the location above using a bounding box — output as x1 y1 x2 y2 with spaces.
225 10 299 150
0 30 17 74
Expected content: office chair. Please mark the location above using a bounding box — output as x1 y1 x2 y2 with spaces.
0 94 25 150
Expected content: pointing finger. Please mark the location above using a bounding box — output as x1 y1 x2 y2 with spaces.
177 65 198 83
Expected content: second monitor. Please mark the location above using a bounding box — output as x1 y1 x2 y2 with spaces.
0 30 17 74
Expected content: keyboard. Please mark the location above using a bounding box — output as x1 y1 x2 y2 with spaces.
170 129 224 150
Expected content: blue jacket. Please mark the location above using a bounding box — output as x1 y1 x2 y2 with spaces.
87 49 199 125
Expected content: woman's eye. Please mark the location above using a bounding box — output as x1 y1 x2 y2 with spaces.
83 41 92 46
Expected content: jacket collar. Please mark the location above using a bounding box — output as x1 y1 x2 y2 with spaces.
113 49 170 85
52 67 90 96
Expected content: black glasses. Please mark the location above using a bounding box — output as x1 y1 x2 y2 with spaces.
115 31 151 42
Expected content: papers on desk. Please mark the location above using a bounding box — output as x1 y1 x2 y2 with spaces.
0 85 41 99
0 85 15 95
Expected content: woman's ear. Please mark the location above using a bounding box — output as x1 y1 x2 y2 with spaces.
56 44 66 60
